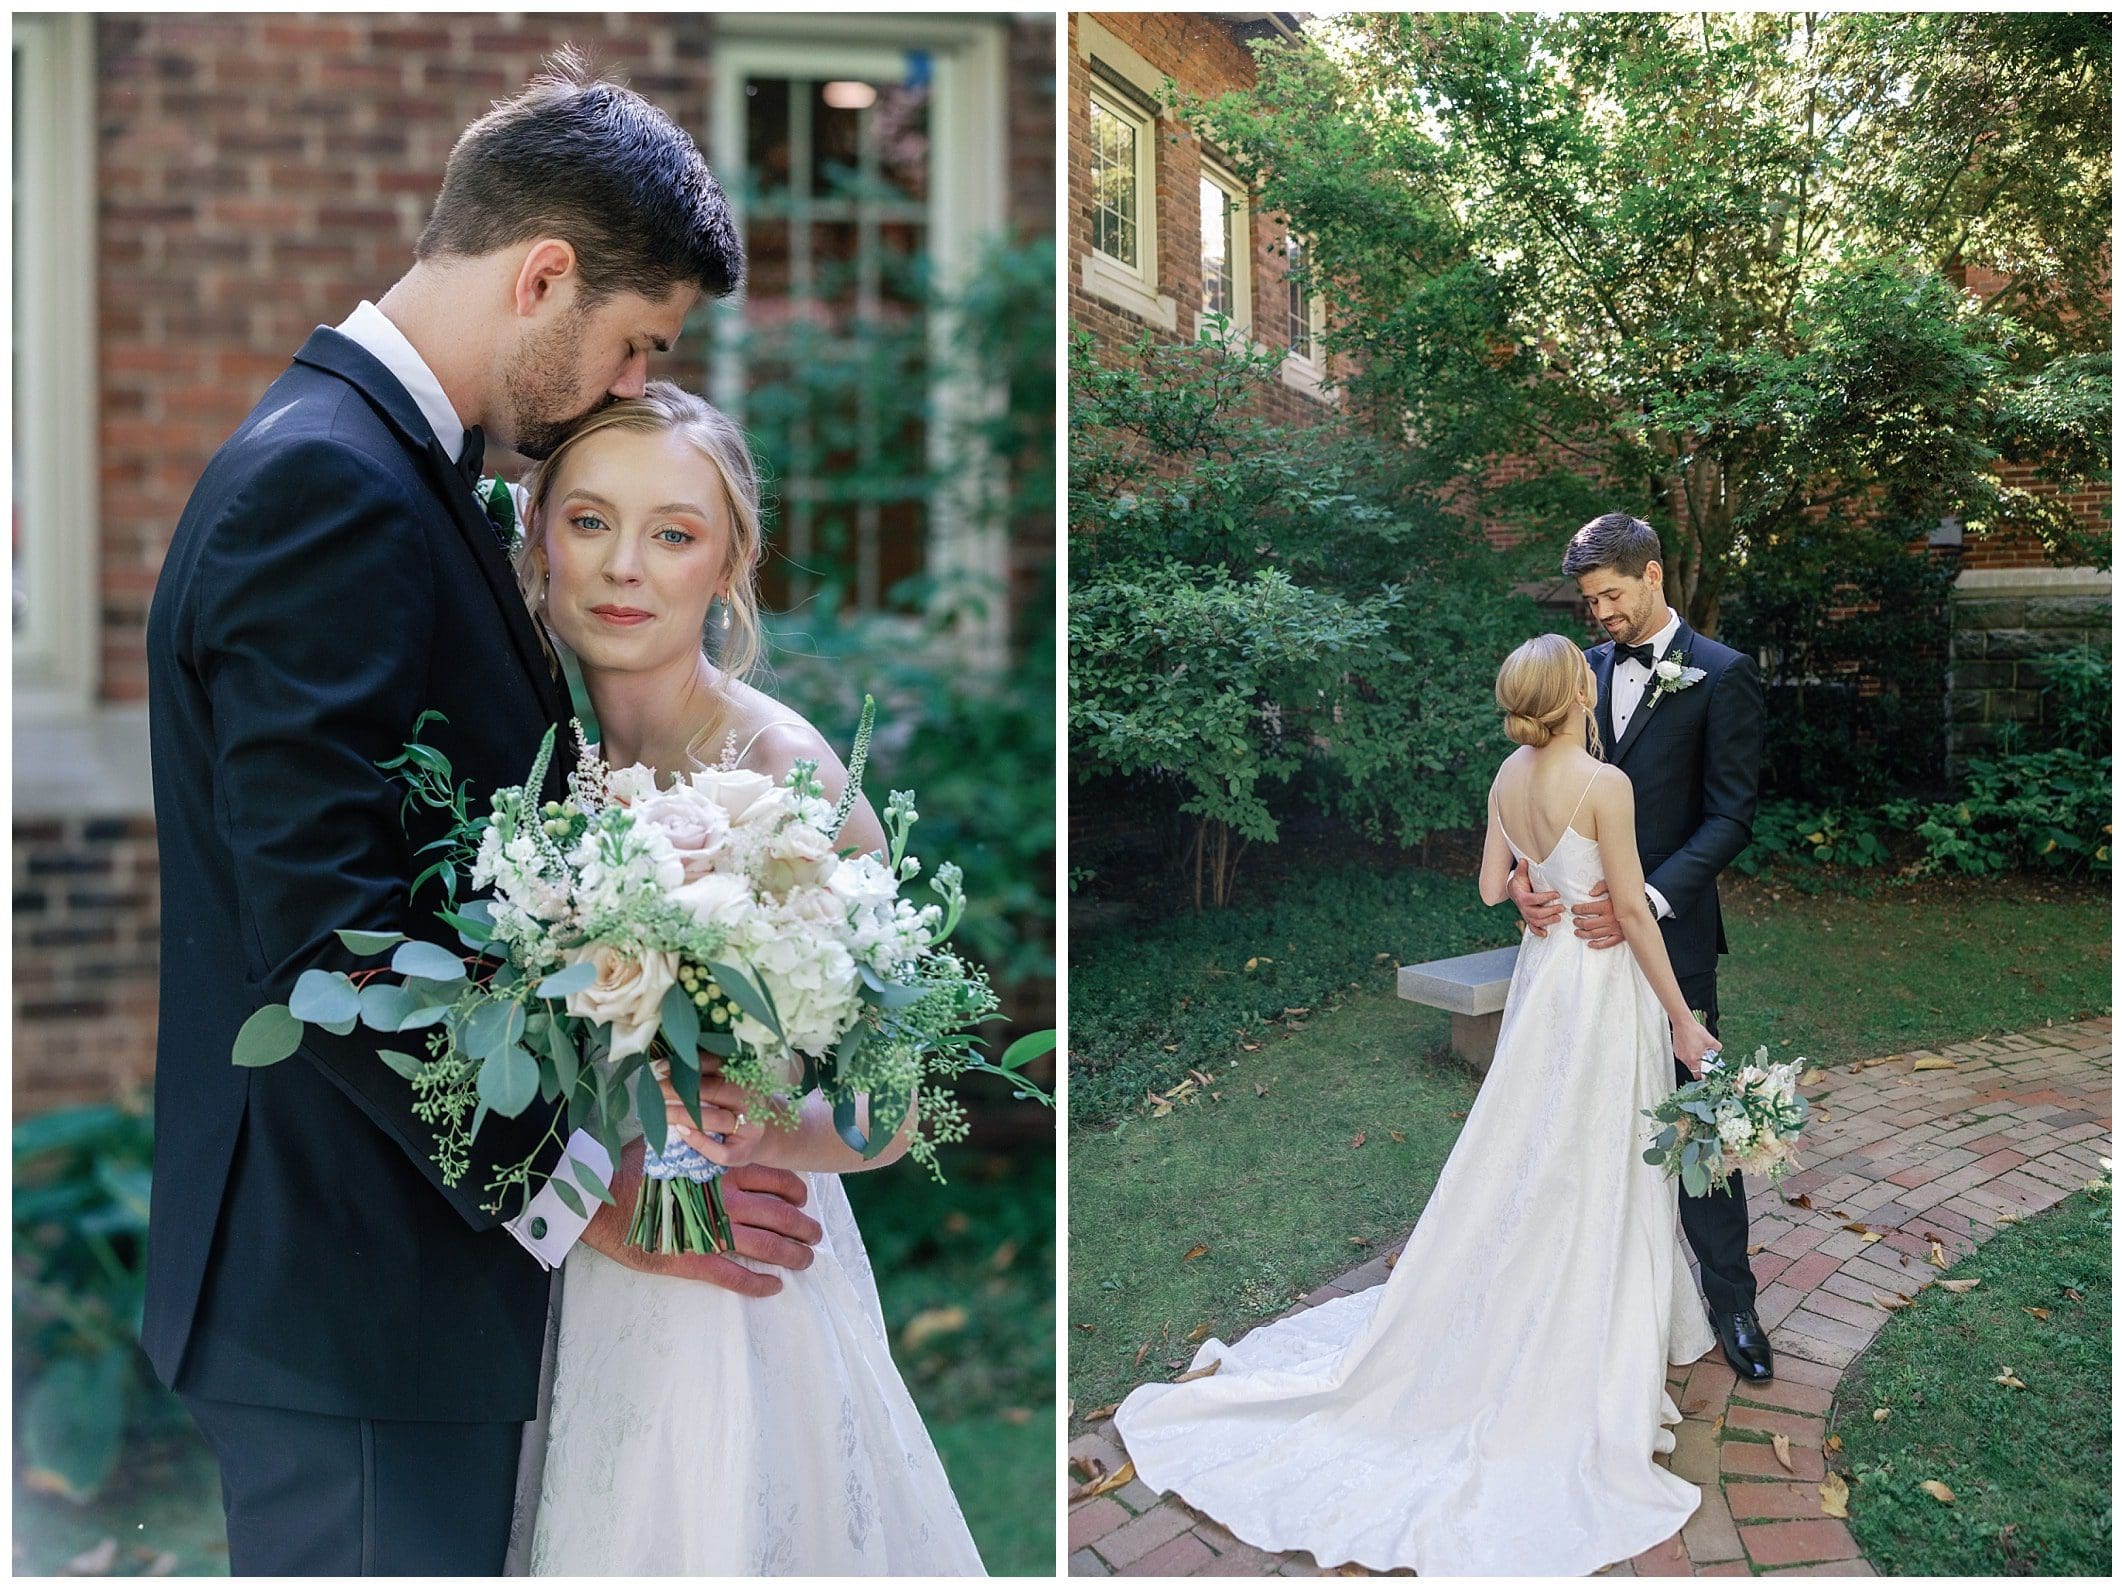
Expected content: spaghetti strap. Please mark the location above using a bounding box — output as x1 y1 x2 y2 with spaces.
1562 768 1601 833
729 717 806 768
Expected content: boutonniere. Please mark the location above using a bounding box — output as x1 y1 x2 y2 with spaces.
1648 647 1707 702
477 475 522 558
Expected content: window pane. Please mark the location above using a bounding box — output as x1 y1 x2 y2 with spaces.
1200 177 1232 317
1286 234 1311 360
1089 100 1137 267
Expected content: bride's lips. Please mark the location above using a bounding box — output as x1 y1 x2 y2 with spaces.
590 605 654 627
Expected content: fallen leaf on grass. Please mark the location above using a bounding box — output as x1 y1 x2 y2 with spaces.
1349 1236 1373 1248
1350 1131 1367 1149
1254 1083 1270 1098
1825 1435 1843 1453
2064 1287 2083 1301
1188 1068 1216 1088
1182 1244 1209 1263
1174 1358 1222 1385
1133 1341 1151 1368
1242 1043 1262 1053
1912 1057 1958 1072
1874 1292 1913 1309
1992 1367 2027 1390
1772 1434 1794 1471
1820 1471 1850 1519
1388 1130 1407 1144
1996 1209 2024 1225
1082 1403 1119 1424
901 1305 968 1350
1185 1322 1213 1343
1937 1278 1980 1294
2025 1306 2051 1321
1070 1460 1135 1501
1873 1407 1891 1423
1928 1240 1949 1267
1074 1323 1095 1334
1919 1480 1956 1505
1447 1109 1468 1120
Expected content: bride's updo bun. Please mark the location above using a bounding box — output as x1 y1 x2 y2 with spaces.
1496 633 1599 752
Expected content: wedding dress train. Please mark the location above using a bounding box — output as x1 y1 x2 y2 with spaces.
1113 821 1717 1576
517 1165 985 1575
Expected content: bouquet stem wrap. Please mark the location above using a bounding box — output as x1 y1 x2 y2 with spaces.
626 1138 735 1256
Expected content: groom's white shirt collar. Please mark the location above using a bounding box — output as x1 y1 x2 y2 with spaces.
334 300 467 461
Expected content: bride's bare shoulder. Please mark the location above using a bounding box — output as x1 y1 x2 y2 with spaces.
712 675 842 778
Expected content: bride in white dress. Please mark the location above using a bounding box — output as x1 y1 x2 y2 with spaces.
502 382 984 1574
1113 633 1720 1576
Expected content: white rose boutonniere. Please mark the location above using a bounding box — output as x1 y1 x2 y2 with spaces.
1649 648 1707 702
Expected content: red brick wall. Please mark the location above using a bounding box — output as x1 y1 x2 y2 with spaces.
21 13 1054 1109
1066 13 1347 430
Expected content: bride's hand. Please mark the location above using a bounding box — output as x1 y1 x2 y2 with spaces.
1672 1016 1720 1079
655 1060 770 1168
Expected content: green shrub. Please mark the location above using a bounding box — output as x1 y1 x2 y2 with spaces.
1069 863 1515 1125
2032 644 2110 757
13 1100 171 1504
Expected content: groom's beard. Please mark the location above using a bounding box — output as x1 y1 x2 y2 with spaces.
503 312 608 461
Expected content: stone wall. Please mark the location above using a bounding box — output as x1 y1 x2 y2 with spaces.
1946 568 2111 764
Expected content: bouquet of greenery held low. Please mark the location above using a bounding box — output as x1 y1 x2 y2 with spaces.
231 697 1054 1256
1643 1045 1811 1196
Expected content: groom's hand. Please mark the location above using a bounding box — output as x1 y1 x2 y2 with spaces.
1571 882 1625 950
1507 858 1564 938
582 1144 822 1298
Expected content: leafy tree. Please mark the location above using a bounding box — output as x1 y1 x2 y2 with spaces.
1185 11 2111 634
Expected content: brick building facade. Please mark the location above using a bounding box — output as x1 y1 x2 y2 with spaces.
12 11 1054 1111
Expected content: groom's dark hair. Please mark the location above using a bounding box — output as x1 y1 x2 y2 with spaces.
415 45 743 306
1562 513 1662 579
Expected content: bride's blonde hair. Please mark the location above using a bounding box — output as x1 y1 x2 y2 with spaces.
1496 633 1603 756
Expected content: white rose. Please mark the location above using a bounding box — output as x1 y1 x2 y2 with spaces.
562 942 677 1061
634 782 733 882
1654 657 1683 683
603 764 659 808
687 766 781 824
759 822 838 894
672 869 754 930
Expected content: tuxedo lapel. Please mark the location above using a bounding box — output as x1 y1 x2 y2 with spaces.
1591 642 1619 758
1611 619 1693 768
290 329 570 729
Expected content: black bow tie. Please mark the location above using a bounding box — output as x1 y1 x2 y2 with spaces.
1617 640 1660 669
455 425 485 488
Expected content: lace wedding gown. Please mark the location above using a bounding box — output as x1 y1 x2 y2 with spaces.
1113 801 1718 1576
511 1153 985 1575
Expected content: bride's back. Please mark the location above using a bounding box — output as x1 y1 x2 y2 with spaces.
1492 746 1605 868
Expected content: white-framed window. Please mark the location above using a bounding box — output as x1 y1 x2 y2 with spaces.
13 12 99 721
1280 229 1331 399
1079 71 1175 330
705 17 1009 655
1196 157 1252 340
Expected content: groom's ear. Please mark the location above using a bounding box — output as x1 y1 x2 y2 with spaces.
1641 557 1664 592
511 239 581 318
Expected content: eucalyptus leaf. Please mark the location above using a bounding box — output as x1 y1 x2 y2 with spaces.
232 1004 303 1068
660 983 701 1063
536 960 599 1000
376 1048 424 1082
832 1092 868 1155
636 1066 668 1158
704 960 781 1036
335 928 407 956
461 998 527 1062
358 981 417 1033
549 1177 586 1220
392 940 467 981
289 968 362 1026
573 1158 616 1207
477 1042 540 1117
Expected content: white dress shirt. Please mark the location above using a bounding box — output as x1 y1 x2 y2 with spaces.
1610 606 1684 923
334 301 612 1270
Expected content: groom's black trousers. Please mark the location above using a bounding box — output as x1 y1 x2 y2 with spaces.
181 1393 520 1575
1673 972 1757 1318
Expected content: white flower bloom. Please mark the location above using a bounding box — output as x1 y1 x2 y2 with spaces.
671 869 753 931
562 942 678 1061
1655 657 1683 683
633 780 734 882
687 766 781 824
1716 1115 1753 1149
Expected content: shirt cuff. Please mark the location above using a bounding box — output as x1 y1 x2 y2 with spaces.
1645 883 1674 920
503 1130 614 1270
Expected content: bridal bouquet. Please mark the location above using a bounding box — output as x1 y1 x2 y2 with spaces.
230 698 1053 1255
1642 1046 1811 1195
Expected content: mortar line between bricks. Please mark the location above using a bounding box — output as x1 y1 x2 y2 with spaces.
1066 1017 2109 1577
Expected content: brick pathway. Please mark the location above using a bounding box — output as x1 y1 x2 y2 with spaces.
1068 1018 2111 1577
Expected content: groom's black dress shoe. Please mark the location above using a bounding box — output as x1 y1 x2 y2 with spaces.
1713 1309 1775 1381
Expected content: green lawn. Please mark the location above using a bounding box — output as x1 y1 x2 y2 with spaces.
1831 1183 2111 1576
1068 870 2109 1422
15 1146 1052 1577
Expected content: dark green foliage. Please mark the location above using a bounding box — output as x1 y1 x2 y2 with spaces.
1720 521 1955 799
2030 645 2109 758
12 1101 176 1504
1068 864 1516 1125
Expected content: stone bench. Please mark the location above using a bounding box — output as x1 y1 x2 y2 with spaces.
1396 944 1519 1075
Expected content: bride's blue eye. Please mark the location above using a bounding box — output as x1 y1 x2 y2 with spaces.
569 512 606 532
656 526 696 546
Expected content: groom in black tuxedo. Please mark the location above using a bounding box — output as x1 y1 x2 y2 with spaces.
1510 512 1772 1382
145 53 823 1573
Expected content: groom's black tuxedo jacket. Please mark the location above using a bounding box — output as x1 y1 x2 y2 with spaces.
144 329 576 1423
1588 620 1764 983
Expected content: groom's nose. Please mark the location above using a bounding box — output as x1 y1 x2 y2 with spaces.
608 350 649 400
